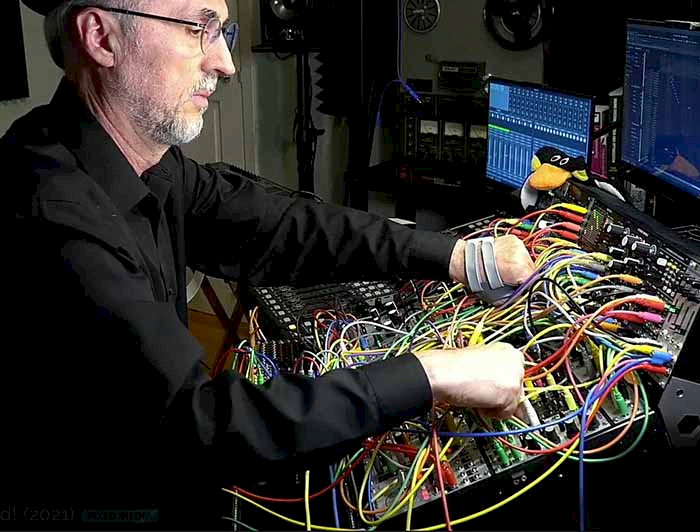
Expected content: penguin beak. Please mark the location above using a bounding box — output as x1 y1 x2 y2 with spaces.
529 163 573 191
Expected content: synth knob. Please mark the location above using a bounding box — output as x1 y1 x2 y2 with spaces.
622 235 642 247
608 246 626 259
631 241 656 255
608 259 626 271
605 223 627 236
565 419 579 439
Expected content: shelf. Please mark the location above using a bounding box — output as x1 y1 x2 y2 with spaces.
252 44 321 54
365 160 484 196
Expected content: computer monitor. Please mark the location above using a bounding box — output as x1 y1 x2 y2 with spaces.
621 20 700 199
485 78 594 189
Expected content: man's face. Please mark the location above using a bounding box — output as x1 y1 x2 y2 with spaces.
112 0 235 146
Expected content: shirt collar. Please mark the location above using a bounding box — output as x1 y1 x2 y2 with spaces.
50 77 174 216
143 161 175 212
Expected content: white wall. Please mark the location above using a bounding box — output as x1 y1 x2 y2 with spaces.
402 0 544 87
241 0 347 204
0 4 63 135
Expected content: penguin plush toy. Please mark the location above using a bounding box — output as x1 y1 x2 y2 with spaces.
520 146 625 209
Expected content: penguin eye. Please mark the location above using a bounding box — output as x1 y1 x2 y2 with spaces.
560 157 569 166
551 155 561 162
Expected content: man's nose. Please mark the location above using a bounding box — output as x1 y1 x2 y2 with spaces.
206 35 236 78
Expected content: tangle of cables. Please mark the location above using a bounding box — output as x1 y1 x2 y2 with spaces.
215 201 674 532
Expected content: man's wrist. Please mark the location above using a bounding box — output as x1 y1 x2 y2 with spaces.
448 239 466 285
361 353 434 423
412 350 441 403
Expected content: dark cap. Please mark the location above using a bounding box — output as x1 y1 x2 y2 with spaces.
21 1 66 16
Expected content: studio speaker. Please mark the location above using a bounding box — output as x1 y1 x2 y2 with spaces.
259 0 331 46
483 0 551 51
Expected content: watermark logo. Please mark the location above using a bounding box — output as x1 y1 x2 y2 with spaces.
82 509 158 524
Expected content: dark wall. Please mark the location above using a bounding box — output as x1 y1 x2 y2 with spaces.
2 1 29 101
543 0 697 98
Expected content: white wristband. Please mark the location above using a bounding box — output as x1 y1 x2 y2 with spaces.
464 237 515 304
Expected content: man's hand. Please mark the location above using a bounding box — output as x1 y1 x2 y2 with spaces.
414 343 525 419
493 234 536 285
449 234 536 287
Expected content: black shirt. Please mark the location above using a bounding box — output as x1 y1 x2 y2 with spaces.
3 78 459 527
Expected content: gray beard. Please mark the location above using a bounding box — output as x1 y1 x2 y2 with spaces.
137 104 204 146
126 89 204 147
113 64 210 146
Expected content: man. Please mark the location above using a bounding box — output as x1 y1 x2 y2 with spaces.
4 0 535 529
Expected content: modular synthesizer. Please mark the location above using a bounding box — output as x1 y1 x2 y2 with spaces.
222 180 699 531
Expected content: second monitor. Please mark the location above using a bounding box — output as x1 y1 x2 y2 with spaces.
486 78 594 189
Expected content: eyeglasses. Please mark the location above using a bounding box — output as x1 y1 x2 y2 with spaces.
83 6 239 55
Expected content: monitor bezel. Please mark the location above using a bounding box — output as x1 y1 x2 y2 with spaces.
484 76 596 191
620 18 700 202
626 18 699 32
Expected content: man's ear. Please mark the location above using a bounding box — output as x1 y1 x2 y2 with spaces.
73 8 123 68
